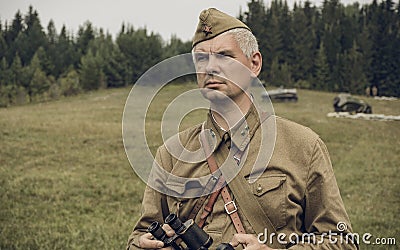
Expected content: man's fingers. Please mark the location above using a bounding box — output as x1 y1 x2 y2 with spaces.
230 233 248 247
138 225 175 249
161 224 175 237
229 234 258 247
229 234 274 250
139 233 164 249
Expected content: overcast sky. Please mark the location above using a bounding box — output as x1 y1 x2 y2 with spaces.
1 0 374 42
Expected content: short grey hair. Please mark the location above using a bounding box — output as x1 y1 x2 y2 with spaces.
224 28 259 58
192 28 259 58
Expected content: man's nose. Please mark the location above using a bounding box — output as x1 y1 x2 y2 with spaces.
205 55 220 75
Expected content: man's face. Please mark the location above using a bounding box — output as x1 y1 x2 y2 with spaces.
193 33 258 103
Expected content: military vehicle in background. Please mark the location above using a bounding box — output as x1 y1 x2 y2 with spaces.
261 86 298 102
333 93 372 114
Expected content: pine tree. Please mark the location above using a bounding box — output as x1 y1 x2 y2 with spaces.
27 50 51 101
79 49 104 90
162 35 191 59
76 21 95 56
4 11 24 64
243 0 268 80
0 27 7 60
44 20 58 77
367 0 399 96
35 46 53 76
8 54 29 104
29 65 51 102
357 8 373 90
266 8 283 62
52 25 77 77
89 31 128 88
18 6 47 65
244 0 266 38
116 27 163 83
277 0 294 64
47 20 57 44
5 11 24 43
59 69 81 96
314 43 330 90
331 53 346 92
0 57 10 86
270 58 293 87
270 58 280 86
291 1 317 83
343 41 368 94
104 45 130 87
10 53 24 87
321 0 343 74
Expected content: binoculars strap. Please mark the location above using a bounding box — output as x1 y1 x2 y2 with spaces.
197 128 247 234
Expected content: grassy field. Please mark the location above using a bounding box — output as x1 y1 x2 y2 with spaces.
0 83 399 249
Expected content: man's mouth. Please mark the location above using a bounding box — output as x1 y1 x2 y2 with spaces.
204 81 224 88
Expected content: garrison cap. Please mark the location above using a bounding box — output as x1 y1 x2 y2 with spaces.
192 8 251 47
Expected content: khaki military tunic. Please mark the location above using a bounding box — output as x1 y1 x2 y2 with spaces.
127 105 357 249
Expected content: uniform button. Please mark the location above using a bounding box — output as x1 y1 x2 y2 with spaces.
210 130 215 137
257 184 263 193
245 125 250 131
241 130 246 136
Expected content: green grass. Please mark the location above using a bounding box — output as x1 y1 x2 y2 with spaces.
270 89 400 248
0 84 399 249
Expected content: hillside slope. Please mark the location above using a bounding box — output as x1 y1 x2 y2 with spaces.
1 85 399 249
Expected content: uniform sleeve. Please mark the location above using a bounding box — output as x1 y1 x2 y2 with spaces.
289 138 358 250
126 148 168 250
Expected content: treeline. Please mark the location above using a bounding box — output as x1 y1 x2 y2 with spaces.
0 6 191 106
0 1 399 107
240 0 400 97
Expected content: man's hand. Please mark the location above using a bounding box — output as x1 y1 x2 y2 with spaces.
138 224 175 249
230 234 274 250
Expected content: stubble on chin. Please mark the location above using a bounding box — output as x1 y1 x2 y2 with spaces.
200 88 231 104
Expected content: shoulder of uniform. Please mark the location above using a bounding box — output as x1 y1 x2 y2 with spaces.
180 122 203 136
271 116 323 171
177 123 203 143
159 123 203 154
275 115 319 144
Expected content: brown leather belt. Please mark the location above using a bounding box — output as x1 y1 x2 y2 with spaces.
196 130 246 234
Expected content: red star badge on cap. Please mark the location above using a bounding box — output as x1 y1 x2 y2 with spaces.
202 25 212 36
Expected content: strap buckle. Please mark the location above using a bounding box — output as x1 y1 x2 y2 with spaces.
233 155 241 165
224 200 237 215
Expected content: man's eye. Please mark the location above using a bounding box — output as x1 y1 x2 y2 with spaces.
195 53 209 62
216 53 231 60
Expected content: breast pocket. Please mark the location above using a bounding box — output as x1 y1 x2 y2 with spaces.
249 174 287 229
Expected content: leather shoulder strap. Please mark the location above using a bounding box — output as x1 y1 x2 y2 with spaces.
201 113 284 248
226 162 284 249
161 194 170 219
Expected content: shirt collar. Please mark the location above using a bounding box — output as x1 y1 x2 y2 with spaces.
204 104 261 152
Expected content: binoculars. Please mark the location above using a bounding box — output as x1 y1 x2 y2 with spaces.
147 214 234 250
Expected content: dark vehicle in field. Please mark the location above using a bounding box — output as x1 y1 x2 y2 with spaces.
333 93 372 114
262 87 298 102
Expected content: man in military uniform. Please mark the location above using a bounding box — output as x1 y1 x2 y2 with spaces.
127 8 357 249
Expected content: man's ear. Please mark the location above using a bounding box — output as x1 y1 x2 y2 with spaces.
250 51 262 78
